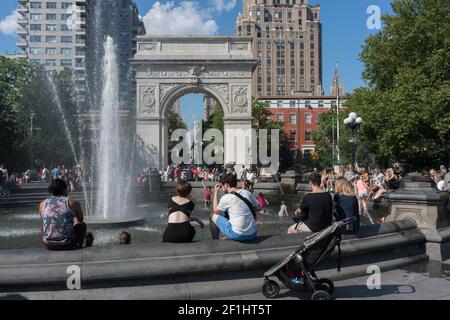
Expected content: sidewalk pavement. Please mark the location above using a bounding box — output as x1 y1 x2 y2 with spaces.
220 260 450 300
1 261 449 300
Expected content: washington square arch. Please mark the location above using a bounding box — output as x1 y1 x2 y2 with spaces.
131 36 258 169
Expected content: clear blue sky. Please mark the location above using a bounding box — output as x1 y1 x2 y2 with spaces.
0 0 393 128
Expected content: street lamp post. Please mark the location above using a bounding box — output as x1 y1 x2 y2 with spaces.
344 112 363 168
30 112 36 137
30 112 36 169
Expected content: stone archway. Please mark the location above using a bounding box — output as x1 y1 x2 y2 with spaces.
132 36 258 169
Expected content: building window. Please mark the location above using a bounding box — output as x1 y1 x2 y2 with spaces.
305 113 312 124
46 24 57 31
305 130 312 142
30 24 41 31
277 113 284 122
29 47 41 55
30 59 41 64
61 2 72 9
290 114 296 124
45 48 56 55
45 59 57 66
61 36 72 43
30 2 41 9
30 13 41 20
61 59 72 67
61 25 70 32
46 2 57 9
46 14 57 20
46 36 57 43
290 130 297 142
30 35 41 42
318 100 324 107
61 14 72 21
61 48 72 55
277 100 283 108
290 101 296 108
305 100 311 108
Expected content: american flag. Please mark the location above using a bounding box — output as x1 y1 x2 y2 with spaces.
332 65 339 89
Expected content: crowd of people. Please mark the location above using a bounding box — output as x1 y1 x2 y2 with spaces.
0 163 84 194
8 158 449 251
158 165 264 185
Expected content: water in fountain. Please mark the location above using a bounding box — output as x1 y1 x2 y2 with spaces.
47 74 93 217
94 36 127 220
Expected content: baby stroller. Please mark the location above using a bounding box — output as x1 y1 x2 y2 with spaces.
262 218 354 300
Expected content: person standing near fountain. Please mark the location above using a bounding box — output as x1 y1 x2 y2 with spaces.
39 179 93 250
162 181 205 243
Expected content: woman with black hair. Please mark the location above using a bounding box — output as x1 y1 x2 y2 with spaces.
39 179 93 250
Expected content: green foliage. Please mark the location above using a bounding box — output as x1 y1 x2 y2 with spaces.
165 105 187 163
0 59 83 171
15 67 80 168
338 0 449 171
204 102 224 132
0 57 33 168
313 110 376 169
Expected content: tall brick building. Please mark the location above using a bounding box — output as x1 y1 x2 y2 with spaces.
236 0 323 98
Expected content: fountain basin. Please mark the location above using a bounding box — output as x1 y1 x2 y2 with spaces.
85 217 146 229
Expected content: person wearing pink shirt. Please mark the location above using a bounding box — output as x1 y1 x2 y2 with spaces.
354 175 370 215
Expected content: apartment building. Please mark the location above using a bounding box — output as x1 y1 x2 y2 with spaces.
236 0 323 98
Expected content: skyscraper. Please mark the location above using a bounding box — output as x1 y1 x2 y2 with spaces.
16 0 145 109
236 0 323 98
85 0 145 110
16 0 87 80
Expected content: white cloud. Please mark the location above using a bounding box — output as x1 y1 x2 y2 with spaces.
142 1 219 36
0 10 20 36
212 0 237 13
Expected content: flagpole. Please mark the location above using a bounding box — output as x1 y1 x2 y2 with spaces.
336 62 341 165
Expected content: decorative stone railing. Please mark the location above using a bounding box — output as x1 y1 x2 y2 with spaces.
385 174 450 261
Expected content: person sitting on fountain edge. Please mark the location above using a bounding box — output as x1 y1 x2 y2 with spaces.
210 174 262 241
287 172 333 234
162 181 204 243
39 179 94 250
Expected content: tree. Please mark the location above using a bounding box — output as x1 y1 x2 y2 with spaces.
0 57 32 169
165 106 187 164
344 0 450 170
313 110 375 169
15 67 80 169
204 102 224 132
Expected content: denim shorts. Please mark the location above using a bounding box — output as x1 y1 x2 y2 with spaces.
215 216 257 241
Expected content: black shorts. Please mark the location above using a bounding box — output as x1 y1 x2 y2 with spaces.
162 222 196 243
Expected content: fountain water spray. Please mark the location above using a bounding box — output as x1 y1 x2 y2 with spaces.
95 36 127 220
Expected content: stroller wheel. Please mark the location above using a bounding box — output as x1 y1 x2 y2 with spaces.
262 280 280 299
318 279 335 294
311 290 331 301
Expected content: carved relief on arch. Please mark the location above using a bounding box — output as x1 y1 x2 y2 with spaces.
160 83 178 103
140 85 157 115
208 84 230 106
231 86 249 114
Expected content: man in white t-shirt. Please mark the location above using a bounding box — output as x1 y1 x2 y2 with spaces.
210 174 262 241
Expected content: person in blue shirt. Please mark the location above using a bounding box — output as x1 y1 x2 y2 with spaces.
333 177 360 233
51 165 61 180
